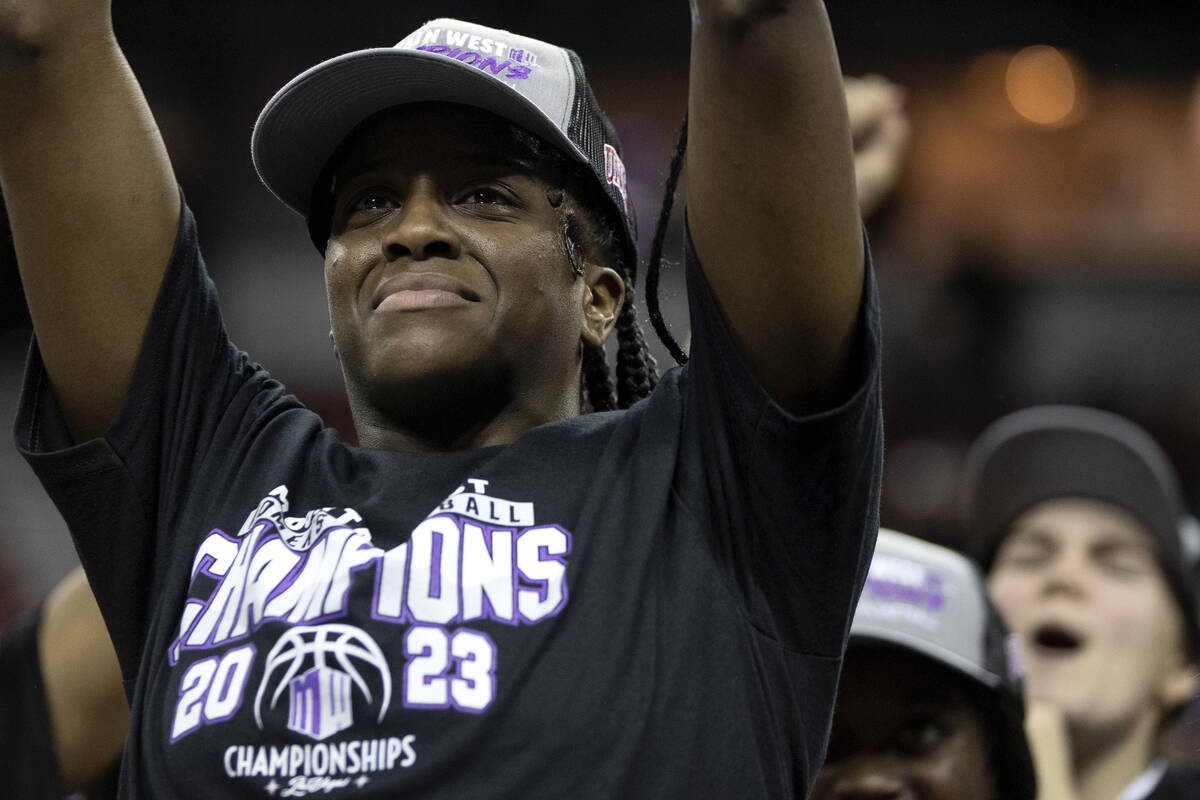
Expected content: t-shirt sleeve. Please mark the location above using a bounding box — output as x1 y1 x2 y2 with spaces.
674 223 883 657
12 198 304 680
0 605 65 798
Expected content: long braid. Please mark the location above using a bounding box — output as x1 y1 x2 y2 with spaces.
646 116 689 366
581 341 617 412
615 287 657 408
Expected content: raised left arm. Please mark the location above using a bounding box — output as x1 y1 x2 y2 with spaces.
686 0 864 414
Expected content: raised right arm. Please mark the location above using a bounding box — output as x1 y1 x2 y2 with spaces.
0 0 179 441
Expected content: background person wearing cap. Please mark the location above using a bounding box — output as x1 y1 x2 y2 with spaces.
962 406 1200 800
0 2 880 798
812 528 1036 800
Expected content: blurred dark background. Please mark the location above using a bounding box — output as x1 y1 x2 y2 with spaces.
2 0 1200 700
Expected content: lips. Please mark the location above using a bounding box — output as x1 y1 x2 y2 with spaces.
371 272 480 312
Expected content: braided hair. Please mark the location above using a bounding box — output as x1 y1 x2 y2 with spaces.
565 196 660 413
645 117 689 367
507 124 668 413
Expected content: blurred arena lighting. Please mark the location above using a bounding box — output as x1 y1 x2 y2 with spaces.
1005 45 1085 127
963 46 1088 130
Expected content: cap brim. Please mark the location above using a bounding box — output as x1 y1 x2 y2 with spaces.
251 47 588 219
848 628 1003 690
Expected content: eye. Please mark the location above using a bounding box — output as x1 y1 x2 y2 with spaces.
1097 548 1153 579
351 190 400 213
334 188 402 232
456 184 517 208
894 717 950 756
994 536 1054 570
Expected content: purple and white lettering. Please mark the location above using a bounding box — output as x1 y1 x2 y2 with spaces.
604 144 629 214
857 555 947 632
405 516 462 625
516 526 571 623
168 479 572 759
416 44 533 80
222 736 418 785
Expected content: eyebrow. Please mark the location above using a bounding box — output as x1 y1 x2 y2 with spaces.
1004 527 1057 547
1005 525 1158 560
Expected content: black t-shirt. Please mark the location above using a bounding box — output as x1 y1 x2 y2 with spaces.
16 202 882 799
1148 764 1200 799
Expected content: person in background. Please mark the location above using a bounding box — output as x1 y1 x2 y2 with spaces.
962 405 1200 800
812 527 1037 800
0 567 124 798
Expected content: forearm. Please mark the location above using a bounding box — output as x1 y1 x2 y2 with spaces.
0 0 179 442
685 0 863 413
38 567 128 792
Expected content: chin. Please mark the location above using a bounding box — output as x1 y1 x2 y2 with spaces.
368 332 493 381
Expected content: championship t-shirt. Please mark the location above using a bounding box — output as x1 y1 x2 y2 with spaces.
16 202 883 798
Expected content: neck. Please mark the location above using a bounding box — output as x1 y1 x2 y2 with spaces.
354 407 564 451
1072 709 1160 800
349 382 582 452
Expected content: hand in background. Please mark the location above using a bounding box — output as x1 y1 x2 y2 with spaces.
1025 701 1080 800
846 74 910 218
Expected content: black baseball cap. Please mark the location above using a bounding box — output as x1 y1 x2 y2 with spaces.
251 18 636 262
960 405 1200 653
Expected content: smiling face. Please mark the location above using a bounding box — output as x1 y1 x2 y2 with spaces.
986 498 1196 750
812 647 999 800
323 104 622 448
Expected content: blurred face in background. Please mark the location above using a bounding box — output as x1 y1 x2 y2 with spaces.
987 498 1196 753
812 647 999 800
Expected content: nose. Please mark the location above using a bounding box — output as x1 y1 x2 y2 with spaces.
1037 547 1089 600
382 180 461 262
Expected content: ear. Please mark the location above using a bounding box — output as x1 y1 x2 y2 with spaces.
1155 650 1198 712
581 265 625 348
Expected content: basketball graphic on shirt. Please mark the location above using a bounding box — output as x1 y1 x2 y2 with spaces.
255 624 392 741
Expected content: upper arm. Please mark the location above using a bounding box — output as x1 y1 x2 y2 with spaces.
0 4 180 441
37 567 128 792
685 0 863 414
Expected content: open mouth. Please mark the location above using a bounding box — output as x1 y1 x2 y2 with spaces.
1031 623 1085 654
